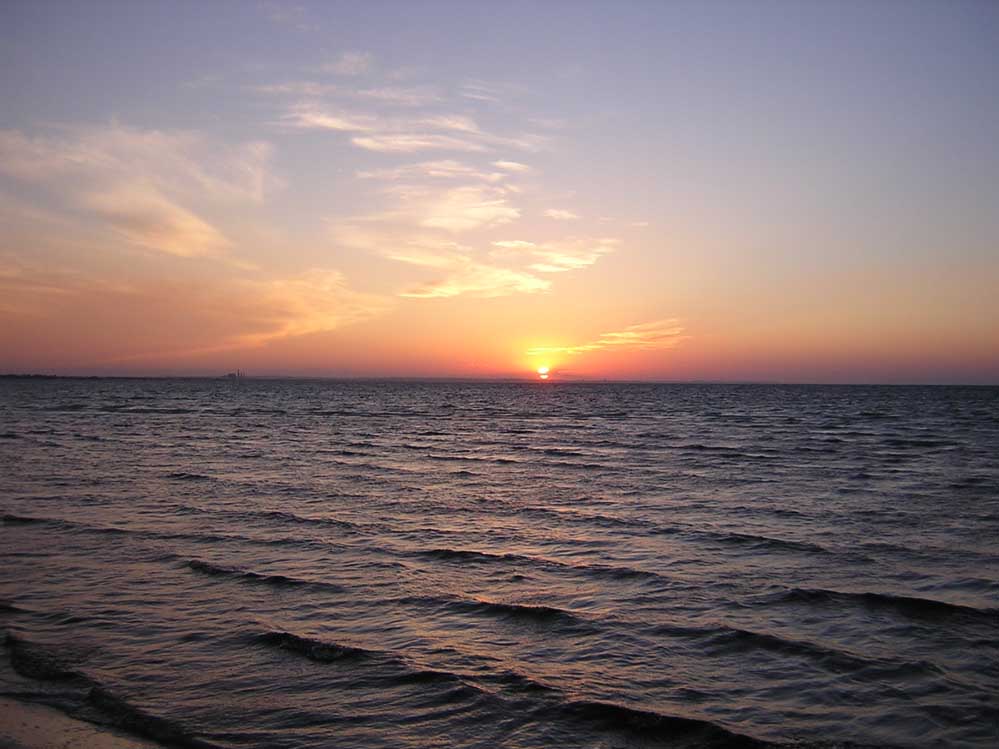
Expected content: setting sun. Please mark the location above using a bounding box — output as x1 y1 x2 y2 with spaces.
537 366 550 380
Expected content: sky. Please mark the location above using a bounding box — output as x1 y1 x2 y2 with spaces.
1 0 997 383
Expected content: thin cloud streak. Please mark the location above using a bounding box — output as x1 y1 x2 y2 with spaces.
357 160 506 183
281 102 544 153
544 208 579 221
351 134 486 153
528 319 687 356
491 237 619 273
330 228 551 299
0 124 278 259
420 186 520 232
0 262 392 365
322 51 372 76
493 160 532 173
401 262 550 299
84 185 231 258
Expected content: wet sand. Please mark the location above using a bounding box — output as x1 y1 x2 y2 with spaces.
0 698 162 749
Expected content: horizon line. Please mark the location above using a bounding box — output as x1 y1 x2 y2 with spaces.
2 373 996 388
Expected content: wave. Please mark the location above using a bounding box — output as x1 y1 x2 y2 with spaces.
675 443 741 453
416 545 671 586
646 620 960 686
228 507 361 533
249 627 763 747
117 407 198 414
426 453 522 465
164 471 213 481
724 505 806 519
638 523 838 559
40 402 87 411
532 447 594 458
705 626 869 667
519 505 645 530
184 559 345 592
4 631 88 681
557 700 764 747
398 594 589 628
462 599 576 623
2 513 336 554
542 459 607 471
170 503 364 534
87 686 222 749
582 563 670 584
252 629 553 703
882 437 953 449
253 630 376 663
418 547 526 564
774 587 999 623
4 633 220 747
709 531 834 556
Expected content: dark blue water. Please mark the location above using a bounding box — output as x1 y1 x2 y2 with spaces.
1 379 997 747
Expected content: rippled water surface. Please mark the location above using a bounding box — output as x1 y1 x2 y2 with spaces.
1 379 997 748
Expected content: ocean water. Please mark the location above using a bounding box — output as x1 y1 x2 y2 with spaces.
0 378 997 748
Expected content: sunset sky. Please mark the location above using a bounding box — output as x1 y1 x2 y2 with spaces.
2 0 997 383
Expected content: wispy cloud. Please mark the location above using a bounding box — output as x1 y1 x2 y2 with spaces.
377 236 470 269
282 107 379 132
0 125 278 259
527 237 618 272
254 81 440 107
323 51 372 76
351 133 487 153
460 81 503 103
281 101 543 153
0 126 278 203
253 81 340 97
459 79 526 105
330 227 549 299
259 63 606 302
355 86 441 107
402 262 549 299
261 2 317 32
492 236 618 273
357 159 505 183
529 117 567 130
84 184 231 258
528 319 687 356
420 186 520 232
0 261 392 365
544 208 579 221
238 269 390 344
336 182 521 234
493 160 532 173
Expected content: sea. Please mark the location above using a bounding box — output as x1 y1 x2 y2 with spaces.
1 378 997 748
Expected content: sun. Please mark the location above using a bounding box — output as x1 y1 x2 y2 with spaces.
536 365 550 380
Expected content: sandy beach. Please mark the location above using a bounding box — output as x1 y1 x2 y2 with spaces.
0 698 161 749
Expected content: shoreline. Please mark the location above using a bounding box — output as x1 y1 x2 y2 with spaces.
0 697 163 749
